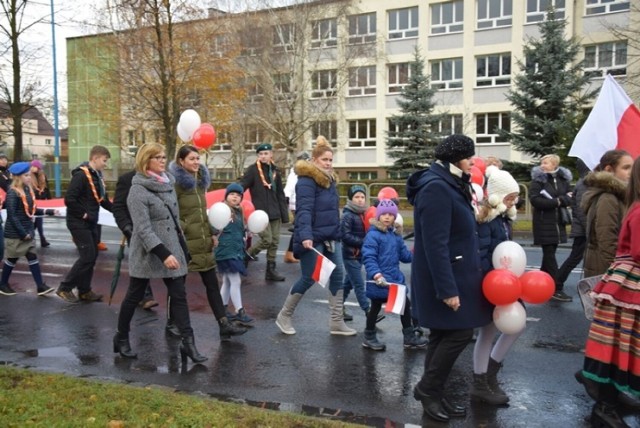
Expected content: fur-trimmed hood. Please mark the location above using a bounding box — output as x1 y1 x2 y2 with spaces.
169 162 211 191
369 218 402 235
531 166 572 183
476 203 516 224
294 159 338 189
582 171 627 212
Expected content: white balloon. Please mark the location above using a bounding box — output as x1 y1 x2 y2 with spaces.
179 109 201 136
395 213 403 227
493 302 526 335
208 202 231 230
177 122 192 142
492 240 527 277
472 183 484 203
247 210 269 233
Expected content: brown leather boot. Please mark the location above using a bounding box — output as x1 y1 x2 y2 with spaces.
283 251 299 263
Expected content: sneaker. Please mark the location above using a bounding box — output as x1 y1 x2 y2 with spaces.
97 242 108 251
56 288 79 303
139 299 159 310
0 284 17 296
235 308 254 326
79 290 103 302
552 290 573 302
37 284 54 296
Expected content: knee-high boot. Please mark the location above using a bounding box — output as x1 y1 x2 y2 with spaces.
328 290 356 336
276 293 303 334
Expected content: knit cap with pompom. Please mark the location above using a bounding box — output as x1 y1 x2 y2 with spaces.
486 165 519 210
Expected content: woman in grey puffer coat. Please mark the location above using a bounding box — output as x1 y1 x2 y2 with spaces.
113 143 206 364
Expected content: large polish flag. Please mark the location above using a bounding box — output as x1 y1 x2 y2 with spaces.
569 74 640 170
385 283 407 315
311 249 336 288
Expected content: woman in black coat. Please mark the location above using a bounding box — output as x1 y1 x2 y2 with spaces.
529 154 572 290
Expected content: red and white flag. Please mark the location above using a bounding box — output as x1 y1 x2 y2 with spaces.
311 249 336 288
569 74 640 170
385 283 407 315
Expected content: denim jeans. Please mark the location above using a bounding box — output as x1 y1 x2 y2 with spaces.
342 258 369 312
290 242 344 296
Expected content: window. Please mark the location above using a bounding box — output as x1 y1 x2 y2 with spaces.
311 18 337 48
273 24 295 52
476 53 511 86
311 121 338 147
476 112 510 144
246 125 264 150
388 7 419 39
348 119 376 147
387 119 411 141
431 58 463 89
348 12 376 45
246 79 264 103
210 34 229 57
526 0 565 23
348 171 378 180
388 170 410 180
210 130 232 151
239 29 263 56
216 171 235 180
348 66 376 96
127 130 135 144
273 73 293 99
45 138 52 145
431 1 464 34
477 0 512 29
311 69 337 98
388 63 410 93
584 41 627 78
585 0 630 15
438 114 464 135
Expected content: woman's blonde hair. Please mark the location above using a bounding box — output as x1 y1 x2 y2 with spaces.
540 154 560 167
135 143 165 174
312 135 333 159
10 173 30 191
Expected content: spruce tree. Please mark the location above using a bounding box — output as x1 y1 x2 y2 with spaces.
386 48 442 176
498 8 594 159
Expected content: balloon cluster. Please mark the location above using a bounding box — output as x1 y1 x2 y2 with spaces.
470 157 486 204
482 241 554 334
207 202 269 234
177 109 217 150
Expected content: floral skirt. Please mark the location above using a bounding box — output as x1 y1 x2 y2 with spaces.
582 256 640 396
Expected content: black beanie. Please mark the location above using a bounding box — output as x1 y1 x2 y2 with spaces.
434 134 475 164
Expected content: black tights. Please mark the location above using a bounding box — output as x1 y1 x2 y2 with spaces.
366 298 412 331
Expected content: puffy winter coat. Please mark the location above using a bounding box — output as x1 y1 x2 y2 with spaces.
292 160 341 258
240 161 289 222
170 162 215 272
529 166 572 246
127 172 187 279
477 212 512 275
361 220 412 300
340 204 367 260
581 171 627 277
4 186 53 239
407 162 493 330
215 205 246 262
65 162 113 230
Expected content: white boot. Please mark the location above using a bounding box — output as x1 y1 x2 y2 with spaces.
276 293 303 335
328 290 357 336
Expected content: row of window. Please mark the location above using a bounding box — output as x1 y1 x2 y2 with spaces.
215 0 629 56
245 40 626 100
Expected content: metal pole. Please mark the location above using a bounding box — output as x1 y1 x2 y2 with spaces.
50 0 61 197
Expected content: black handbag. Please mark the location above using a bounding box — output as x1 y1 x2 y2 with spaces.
152 193 191 263
559 206 572 226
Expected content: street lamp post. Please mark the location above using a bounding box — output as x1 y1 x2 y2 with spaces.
50 0 61 197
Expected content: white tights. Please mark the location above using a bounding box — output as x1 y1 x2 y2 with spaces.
220 272 243 310
473 322 524 374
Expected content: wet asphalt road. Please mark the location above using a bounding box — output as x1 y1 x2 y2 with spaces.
0 219 639 427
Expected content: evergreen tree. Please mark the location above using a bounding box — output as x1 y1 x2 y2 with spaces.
498 8 595 159
386 48 442 176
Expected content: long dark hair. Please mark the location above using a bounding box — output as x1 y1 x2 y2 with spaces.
176 145 199 164
626 157 640 208
595 149 630 172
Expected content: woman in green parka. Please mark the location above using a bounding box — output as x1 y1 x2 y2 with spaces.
169 145 246 341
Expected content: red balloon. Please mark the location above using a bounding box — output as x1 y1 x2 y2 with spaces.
470 166 484 186
364 205 376 231
241 199 255 223
520 270 555 304
192 123 216 149
473 157 487 175
482 269 522 306
377 186 399 200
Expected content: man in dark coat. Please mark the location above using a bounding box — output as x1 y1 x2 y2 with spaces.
56 145 113 303
240 143 289 281
113 170 157 309
0 153 10 194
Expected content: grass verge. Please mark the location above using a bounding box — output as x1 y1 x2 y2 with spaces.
0 365 359 427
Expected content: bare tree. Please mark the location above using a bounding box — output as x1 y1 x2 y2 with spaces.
603 2 640 100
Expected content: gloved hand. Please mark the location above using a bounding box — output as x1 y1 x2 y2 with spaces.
374 274 389 287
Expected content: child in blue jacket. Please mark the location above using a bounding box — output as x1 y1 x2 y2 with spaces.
361 199 427 351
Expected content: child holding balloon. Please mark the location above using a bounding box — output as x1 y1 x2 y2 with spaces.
215 183 255 327
472 166 523 406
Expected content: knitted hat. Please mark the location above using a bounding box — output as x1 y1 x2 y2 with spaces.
296 151 310 161
348 185 366 200
376 199 398 220
9 161 31 176
486 165 519 207
256 143 273 153
434 134 475 164
31 160 43 169
225 182 244 200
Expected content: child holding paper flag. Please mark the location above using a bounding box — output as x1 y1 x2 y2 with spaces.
361 199 428 351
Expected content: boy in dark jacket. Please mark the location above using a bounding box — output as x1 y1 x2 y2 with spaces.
56 145 113 303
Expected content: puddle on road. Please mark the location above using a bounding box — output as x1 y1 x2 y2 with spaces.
532 340 583 353
22 347 101 366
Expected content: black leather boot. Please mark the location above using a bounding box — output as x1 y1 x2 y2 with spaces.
180 335 208 363
470 373 509 405
218 317 247 341
113 332 137 359
591 402 630 428
265 261 285 281
413 384 450 422
165 319 181 337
